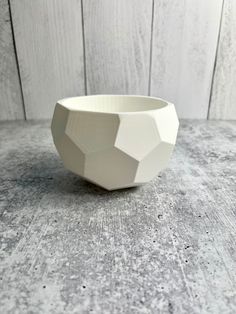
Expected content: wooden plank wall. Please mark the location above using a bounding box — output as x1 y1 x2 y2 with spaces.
0 0 24 120
150 0 223 119
10 0 85 119
82 0 153 96
0 0 235 120
209 0 236 120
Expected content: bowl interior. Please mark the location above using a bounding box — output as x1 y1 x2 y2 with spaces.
58 95 168 113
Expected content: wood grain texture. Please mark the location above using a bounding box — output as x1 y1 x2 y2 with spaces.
83 0 153 95
0 120 236 313
10 0 85 119
0 0 24 120
209 0 236 120
150 0 223 119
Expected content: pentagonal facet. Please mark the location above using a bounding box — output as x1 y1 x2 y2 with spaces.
57 134 85 177
135 142 174 183
84 148 138 190
65 111 119 154
153 104 179 144
115 114 161 161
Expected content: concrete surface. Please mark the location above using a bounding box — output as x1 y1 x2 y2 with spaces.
0 120 236 313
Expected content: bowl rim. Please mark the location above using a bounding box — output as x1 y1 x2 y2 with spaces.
56 95 174 115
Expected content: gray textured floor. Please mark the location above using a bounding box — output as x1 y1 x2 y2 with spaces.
0 120 236 314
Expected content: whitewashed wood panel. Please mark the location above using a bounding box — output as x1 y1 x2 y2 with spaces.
10 0 85 119
150 0 223 119
209 0 236 120
0 0 24 120
83 0 153 95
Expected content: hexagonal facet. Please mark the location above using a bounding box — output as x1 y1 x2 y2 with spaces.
84 148 138 190
51 103 69 145
51 96 179 190
57 134 85 176
66 111 119 154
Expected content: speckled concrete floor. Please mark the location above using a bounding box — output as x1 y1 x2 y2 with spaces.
0 120 236 314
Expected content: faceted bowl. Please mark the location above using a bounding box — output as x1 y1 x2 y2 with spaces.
51 95 179 190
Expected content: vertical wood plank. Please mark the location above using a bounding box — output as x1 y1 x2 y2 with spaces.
83 0 153 95
0 0 24 120
10 0 85 119
151 0 223 119
209 0 236 120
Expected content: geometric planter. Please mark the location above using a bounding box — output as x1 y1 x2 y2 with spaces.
51 95 179 190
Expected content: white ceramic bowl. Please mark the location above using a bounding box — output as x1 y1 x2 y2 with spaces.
51 95 179 190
